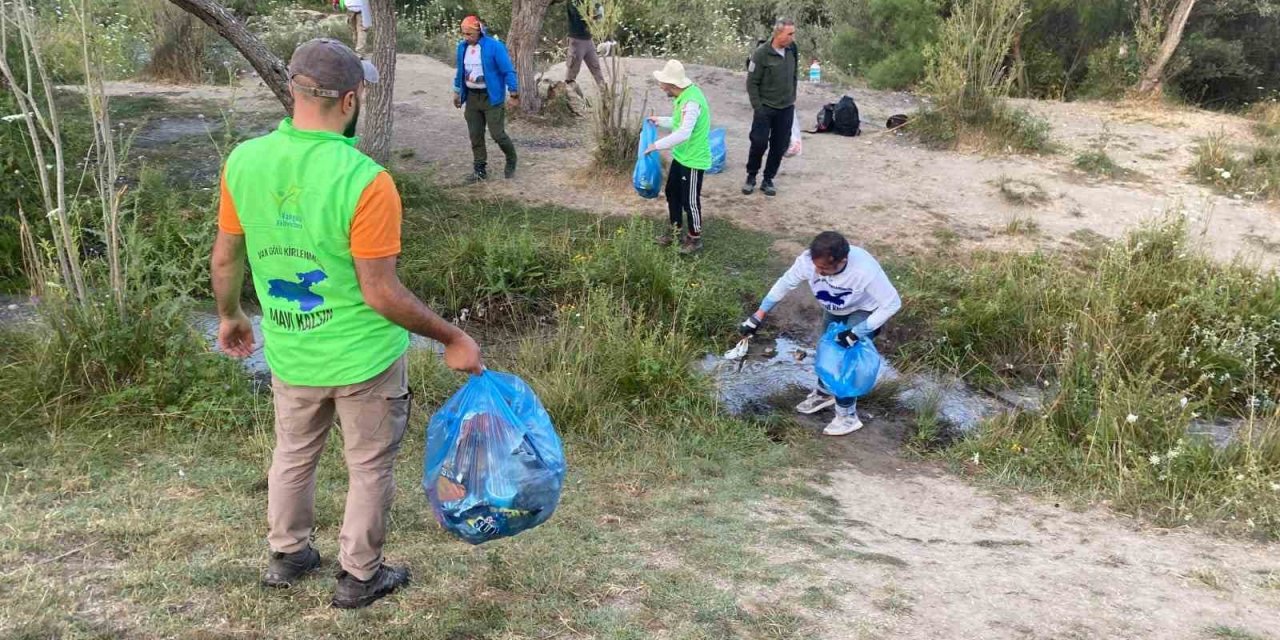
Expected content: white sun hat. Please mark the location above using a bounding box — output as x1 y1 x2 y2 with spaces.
652 59 693 88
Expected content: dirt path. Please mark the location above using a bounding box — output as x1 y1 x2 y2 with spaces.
109 53 1280 268
767 417 1280 640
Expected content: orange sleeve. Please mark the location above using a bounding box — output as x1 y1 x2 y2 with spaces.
218 173 244 235
350 171 403 259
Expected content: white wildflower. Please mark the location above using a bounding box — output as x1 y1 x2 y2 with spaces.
1180 397 1189 408
1149 454 1161 465
1126 414 1139 424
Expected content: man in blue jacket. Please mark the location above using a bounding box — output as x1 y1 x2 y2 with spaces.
453 15 520 182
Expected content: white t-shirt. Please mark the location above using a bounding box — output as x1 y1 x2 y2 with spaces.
464 44 485 89
762 248 902 331
344 0 371 28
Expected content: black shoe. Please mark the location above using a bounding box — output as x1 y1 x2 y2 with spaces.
331 564 411 610
467 164 488 183
761 180 777 196
504 157 517 179
262 546 321 589
741 177 757 195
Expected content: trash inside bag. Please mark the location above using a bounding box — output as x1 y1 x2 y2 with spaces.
815 322 881 399
633 120 662 198
785 114 802 157
708 127 727 174
424 370 566 545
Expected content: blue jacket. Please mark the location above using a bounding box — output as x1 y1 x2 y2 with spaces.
454 34 518 107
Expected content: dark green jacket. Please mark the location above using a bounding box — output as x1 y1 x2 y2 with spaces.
746 42 798 111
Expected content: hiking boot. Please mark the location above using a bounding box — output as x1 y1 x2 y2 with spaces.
466 164 488 183
678 234 704 254
655 229 680 247
795 389 835 415
504 157 517 179
823 413 864 436
761 180 777 196
567 79 584 98
331 564 411 610
262 546 321 589
741 177 757 195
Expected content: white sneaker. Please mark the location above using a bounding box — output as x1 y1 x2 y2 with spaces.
795 390 835 414
823 414 864 436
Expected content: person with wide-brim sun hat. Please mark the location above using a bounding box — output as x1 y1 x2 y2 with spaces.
645 59 713 254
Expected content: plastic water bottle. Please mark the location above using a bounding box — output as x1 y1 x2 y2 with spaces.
809 61 821 84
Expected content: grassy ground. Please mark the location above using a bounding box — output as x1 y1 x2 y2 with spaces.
0 180 847 638
889 217 1280 537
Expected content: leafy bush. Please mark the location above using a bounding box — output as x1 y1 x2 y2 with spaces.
828 0 942 90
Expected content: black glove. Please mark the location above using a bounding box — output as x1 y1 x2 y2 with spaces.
836 329 858 348
739 314 762 336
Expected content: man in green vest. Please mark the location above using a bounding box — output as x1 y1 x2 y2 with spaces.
644 59 712 254
210 38 483 609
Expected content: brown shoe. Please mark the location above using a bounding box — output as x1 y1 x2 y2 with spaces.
262 546 321 589
656 228 681 247
331 564 411 609
678 234 704 254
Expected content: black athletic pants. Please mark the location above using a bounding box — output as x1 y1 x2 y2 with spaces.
745 104 794 182
665 159 705 236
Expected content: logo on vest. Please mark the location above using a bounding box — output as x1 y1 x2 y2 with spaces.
272 186 304 229
267 268 333 332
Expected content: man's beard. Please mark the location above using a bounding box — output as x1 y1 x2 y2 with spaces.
344 101 361 138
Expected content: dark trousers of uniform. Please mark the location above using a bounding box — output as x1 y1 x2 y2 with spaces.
745 104 794 182
665 159 705 236
465 88 517 167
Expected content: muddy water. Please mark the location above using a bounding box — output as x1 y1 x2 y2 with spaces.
700 336 1026 433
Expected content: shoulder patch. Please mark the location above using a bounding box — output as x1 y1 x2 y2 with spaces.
748 60 757 73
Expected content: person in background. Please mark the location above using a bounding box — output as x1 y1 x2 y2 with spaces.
563 0 606 95
453 15 520 182
211 38 484 609
645 60 713 254
743 18 798 197
738 231 901 436
333 0 371 54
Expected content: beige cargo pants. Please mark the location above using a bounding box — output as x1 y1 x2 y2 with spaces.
266 355 410 581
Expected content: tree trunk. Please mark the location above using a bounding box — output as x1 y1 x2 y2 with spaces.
508 0 553 114
166 0 292 113
1137 0 1197 96
358 0 396 163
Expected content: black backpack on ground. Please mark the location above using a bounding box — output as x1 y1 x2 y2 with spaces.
832 95 861 137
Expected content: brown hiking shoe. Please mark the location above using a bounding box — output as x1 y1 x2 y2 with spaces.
679 234 704 254
656 230 680 247
331 564 411 609
262 546 321 589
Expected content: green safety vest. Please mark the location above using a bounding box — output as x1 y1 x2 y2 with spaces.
671 84 712 171
223 118 409 387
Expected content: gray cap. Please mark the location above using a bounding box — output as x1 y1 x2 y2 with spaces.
288 38 379 99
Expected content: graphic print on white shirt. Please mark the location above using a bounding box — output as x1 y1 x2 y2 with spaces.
761 248 903 332
464 44 485 88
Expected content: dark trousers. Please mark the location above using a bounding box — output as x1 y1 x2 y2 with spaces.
745 104 794 182
665 159 705 236
464 89 517 167
818 309 881 408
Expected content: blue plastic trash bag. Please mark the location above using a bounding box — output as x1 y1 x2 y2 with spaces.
708 127 727 174
815 322 882 399
633 120 662 198
424 370 566 545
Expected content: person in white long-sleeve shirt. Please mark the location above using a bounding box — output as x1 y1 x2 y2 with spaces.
644 60 713 254
740 231 902 435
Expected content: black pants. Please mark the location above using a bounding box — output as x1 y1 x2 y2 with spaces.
665 159 705 236
746 104 794 182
